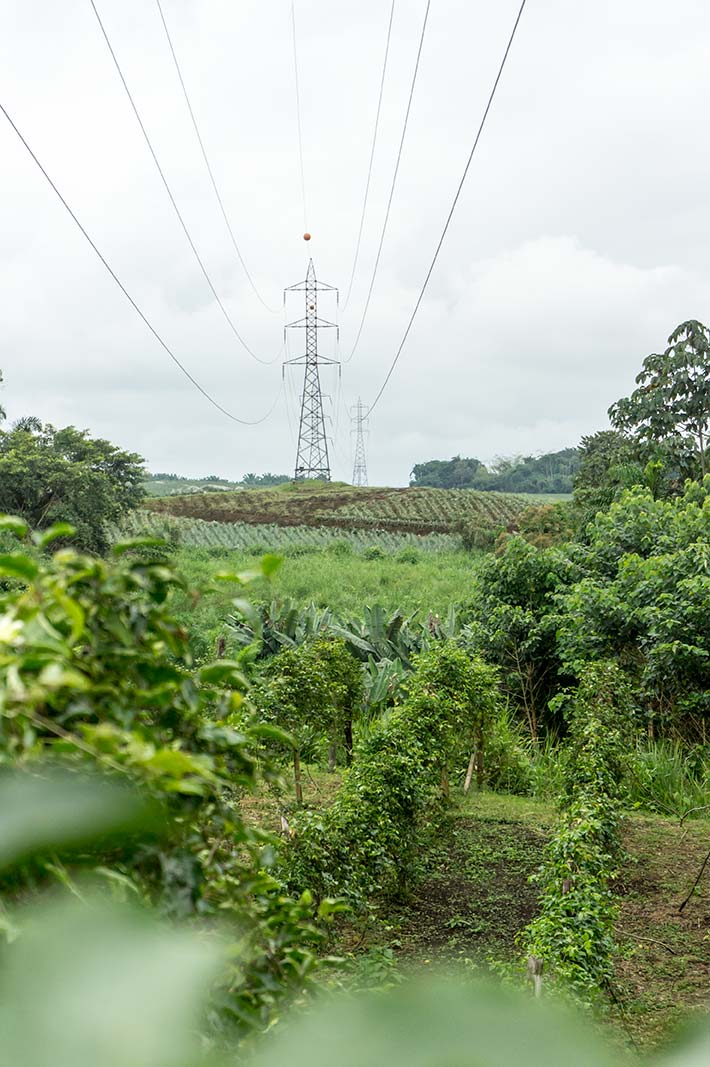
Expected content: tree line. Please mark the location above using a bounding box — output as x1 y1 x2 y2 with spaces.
411 448 580 494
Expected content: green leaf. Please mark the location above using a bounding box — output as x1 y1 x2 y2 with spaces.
0 770 162 869
0 516 28 540
0 553 39 582
198 661 248 687
0 897 221 1067
260 553 282 578
249 979 622 1067
35 523 76 548
249 723 294 747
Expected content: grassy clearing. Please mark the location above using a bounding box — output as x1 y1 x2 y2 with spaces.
170 546 479 653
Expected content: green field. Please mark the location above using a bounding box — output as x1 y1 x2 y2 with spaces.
169 544 477 658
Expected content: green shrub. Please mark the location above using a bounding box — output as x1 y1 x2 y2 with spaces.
283 644 500 903
483 708 534 794
522 662 636 1004
0 517 327 1037
363 545 386 561
455 521 496 552
328 540 354 558
283 543 322 558
252 637 363 800
396 546 420 564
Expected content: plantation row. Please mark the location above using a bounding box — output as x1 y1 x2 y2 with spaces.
114 510 460 554
146 483 527 534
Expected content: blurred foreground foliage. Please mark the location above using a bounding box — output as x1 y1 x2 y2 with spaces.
0 519 332 1040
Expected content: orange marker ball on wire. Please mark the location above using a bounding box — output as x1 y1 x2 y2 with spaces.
303 232 311 241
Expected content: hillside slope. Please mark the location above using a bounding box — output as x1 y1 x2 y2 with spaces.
145 482 528 535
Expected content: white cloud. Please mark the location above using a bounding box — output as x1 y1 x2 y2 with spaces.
2 0 710 485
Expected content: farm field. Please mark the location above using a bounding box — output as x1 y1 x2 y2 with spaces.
243 771 710 1051
117 509 461 553
144 481 529 534
169 544 477 655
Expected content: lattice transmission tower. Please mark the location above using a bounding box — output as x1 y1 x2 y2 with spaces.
284 260 339 480
351 397 369 487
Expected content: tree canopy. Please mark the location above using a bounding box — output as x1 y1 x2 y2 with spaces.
0 421 145 553
609 319 710 478
410 449 579 493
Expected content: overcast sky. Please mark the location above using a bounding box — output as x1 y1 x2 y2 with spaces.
2 0 709 485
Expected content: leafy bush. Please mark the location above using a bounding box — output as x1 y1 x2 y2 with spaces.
363 545 386 561
282 644 500 904
557 479 710 735
522 662 636 1003
396 546 420 564
328 539 354 558
0 518 327 1036
455 520 497 552
462 536 579 739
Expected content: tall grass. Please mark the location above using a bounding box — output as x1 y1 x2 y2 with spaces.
484 716 709 819
623 740 710 818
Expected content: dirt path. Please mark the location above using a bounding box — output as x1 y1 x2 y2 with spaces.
393 795 552 967
614 813 710 1047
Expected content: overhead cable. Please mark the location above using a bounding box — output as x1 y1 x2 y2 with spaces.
341 0 396 311
342 0 431 363
290 0 308 233
154 0 279 314
0 100 282 426
367 0 528 415
89 0 278 365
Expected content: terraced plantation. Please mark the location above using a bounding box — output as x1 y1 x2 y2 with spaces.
145 481 528 535
118 510 460 553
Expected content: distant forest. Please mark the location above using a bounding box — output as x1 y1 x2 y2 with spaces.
410 448 580 494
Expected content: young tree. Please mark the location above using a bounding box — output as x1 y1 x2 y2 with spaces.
0 422 145 552
254 638 362 803
609 319 710 477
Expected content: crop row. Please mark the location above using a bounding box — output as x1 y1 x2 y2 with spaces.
113 511 460 554
146 486 526 533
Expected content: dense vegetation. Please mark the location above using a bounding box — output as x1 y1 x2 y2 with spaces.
411 448 580 493
0 420 144 552
0 320 708 1063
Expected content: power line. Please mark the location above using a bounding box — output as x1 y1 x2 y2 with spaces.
342 0 431 363
154 0 279 314
89 0 278 366
367 0 528 415
341 0 396 311
0 99 282 427
291 0 308 233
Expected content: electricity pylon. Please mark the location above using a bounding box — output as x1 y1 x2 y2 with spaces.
284 260 339 480
351 397 369 487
